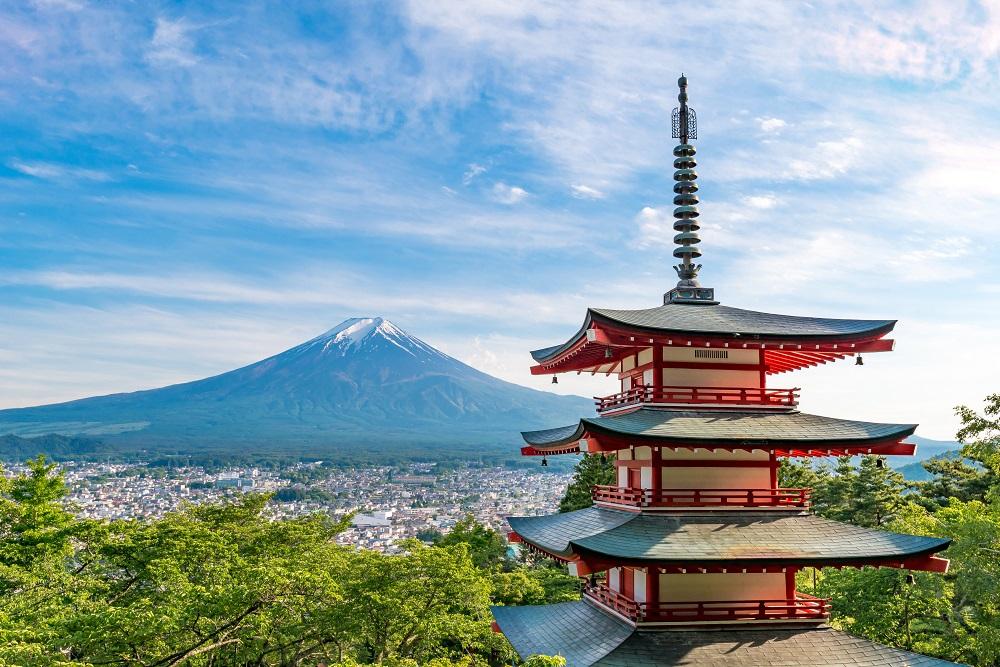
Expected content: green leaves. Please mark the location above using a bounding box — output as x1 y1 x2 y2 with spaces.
0 466 523 666
558 454 614 513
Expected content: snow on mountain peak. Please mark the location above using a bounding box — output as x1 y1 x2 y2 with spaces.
306 317 441 358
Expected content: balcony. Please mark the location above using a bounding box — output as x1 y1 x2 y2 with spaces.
595 385 799 413
584 583 829 624
592 485 811 509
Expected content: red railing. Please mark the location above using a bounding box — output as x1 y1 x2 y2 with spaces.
584 584 829 623
583 582 641 619
642 592 830 623
592 485 811 508
595 385 799 412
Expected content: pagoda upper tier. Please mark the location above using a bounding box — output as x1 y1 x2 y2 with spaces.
530 303 895 376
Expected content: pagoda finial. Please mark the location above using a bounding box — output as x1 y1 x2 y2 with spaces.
665 74 717 305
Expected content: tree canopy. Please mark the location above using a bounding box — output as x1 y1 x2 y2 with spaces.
0 460 568 666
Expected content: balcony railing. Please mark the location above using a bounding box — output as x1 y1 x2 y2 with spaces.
642 592 830 623
584 584 829 623
592 485 811 509
583 581 642 619
595 385 799 413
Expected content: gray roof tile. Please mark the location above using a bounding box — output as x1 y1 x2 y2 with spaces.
521 408 916 447
508 508 950 563
531 304 895 362
492 601 964 666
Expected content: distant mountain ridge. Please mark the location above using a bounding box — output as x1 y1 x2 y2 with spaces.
0 318 593 458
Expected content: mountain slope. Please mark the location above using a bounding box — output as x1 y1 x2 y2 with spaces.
0 318 593 456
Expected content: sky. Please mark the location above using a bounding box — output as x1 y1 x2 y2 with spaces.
1 1 999 440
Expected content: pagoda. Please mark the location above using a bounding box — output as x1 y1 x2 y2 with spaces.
491 76 960 666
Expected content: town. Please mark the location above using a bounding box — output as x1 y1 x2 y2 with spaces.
3 459 571 553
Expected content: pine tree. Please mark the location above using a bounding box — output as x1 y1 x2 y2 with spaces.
558 454 615 513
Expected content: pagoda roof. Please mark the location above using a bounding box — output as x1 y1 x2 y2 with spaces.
492 600 962 666
521 408 917 450
531 303 895 363
529 304 897 376
507 508 950 566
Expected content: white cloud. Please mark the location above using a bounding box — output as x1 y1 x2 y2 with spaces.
784 137 862 181
491 181 529 204
147 17 197 67
8 160 111 182
742 194 778 209
462 162 487 185
635 206 674 248
570 183 605 200
756 117 786 133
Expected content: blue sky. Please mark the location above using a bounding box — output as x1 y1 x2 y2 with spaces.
1 1 998 439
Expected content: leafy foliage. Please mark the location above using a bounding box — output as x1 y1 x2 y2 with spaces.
0 462 565 666
797 394 1000 666
558 454 614 513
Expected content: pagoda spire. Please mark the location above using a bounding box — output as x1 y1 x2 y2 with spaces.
665 74 717 305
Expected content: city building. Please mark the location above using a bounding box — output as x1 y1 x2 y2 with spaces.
492 76 959 666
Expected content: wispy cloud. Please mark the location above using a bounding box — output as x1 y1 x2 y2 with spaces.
756 117 786 133
462 163 487 185
146 17 197 67
8 160 111 182
570 183 605 200
491 181 529 204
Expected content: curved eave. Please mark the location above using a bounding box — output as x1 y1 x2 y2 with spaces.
492 604 964 667
581 413 918 448
509 509 952 569
530 306 897 375
520 409 918 455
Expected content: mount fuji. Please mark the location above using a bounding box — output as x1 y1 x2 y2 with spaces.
0 318 592 459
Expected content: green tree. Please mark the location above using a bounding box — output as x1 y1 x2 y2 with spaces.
434 514 508 570
337 540 506 664
914 393 1000 509
812 395 1000 666
558 454 614 513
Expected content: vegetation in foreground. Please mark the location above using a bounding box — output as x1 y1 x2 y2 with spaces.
1 394 998 665
0 460 575 666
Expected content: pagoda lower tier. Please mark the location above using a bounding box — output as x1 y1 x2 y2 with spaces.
491 600 961 666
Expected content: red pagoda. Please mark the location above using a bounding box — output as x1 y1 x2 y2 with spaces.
491 76 959 666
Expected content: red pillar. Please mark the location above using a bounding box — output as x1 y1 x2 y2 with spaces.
653 345 663 396
645 566 659 620
650 446 662 501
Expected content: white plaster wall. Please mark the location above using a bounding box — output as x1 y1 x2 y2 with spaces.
633 569 647 603
634 446 652 460
622 355 636 372
661 367 760 388
662 448 769 461
642 368 654 386
658 572 786 602
617 467 628 487
661 466 771 489
640 467 652 489
638 347 654 366
609 567 621 592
